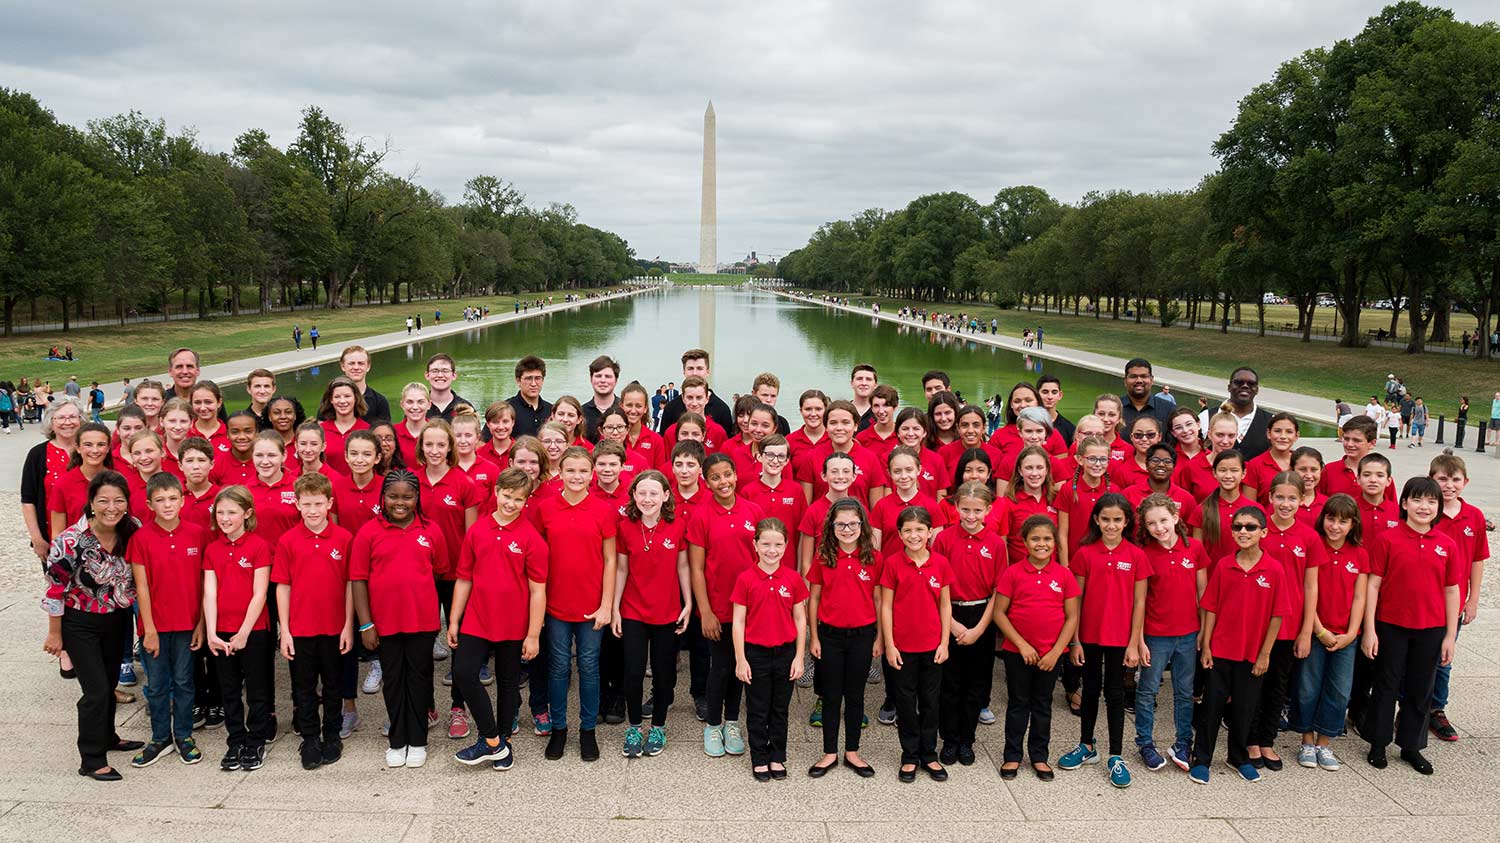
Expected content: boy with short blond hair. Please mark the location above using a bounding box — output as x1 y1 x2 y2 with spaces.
1426 453 1490 741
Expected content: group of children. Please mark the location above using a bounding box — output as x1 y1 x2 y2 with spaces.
45 357 1487 788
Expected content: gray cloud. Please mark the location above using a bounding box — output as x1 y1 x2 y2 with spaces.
4 0 1494 262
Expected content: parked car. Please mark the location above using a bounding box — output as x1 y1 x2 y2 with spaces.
1262 293 1286 305
1317 295 1336 308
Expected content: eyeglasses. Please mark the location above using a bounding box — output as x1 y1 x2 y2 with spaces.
1230 523 1261 532
832 522 861 531
1083 456 1111 464
1146 457 1175 466
427 368 454 375
761 452 789 462
600 424 627 433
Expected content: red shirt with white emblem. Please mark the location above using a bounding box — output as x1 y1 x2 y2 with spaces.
1200 552 1293 663
797 495 835 540
854 426 900 463
1201 495 1265 561
349 516 447 634
1053 475 1115 554
1142 537 1210 637
319 418 369 476
419 467 485 579
271 521 353 637
740 478 806 569
47 468 94 526
616 516 690 625
732 563 810 647
1319 458 1394 503
686 496 766 621
996 559 1080 653
1124 482 1202 530
249 473 301 548
126 519 208 633
203 531 271 633
785 427 825 461
1294 493 1328 530
627 428 666 470
331 473 383 538
181 484 219 535
871 490 948 556
1368 522 1464 629
533 492 619 622
1172 449 1216 500
1243 452 1291 499
456 514 548 641
807 548 882 629
1071 540 1152 647
932 525 1006 602
1357 496 1400 541
1317 540 1369 635
794 441 888 508
1261 519 1327 640
1434 500 1491 606
879 551 952 653
663 419 728 453
994 492 1057 566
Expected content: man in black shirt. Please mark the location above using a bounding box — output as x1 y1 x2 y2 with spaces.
506 355 552 437
1226 366 1273 460
581 355 619 441
656 348 734 434
1037 375 1075 444
423 353 473 421
1119 358 1175 431
339 345 391 423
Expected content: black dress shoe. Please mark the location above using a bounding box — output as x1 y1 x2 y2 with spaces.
78 766 122 782
545 728 568 760
753 767 772 782
1367 747 1388 769
808 760 837 778
957 743 976 766
111 738 146 753
898 765 917 783
1248 756 1264 769
1399 749 1433 775
939 743 959 766
769 766 787 780
924 762 948 782
1261 756 1283 772
843 758 876 778
1000 764 1019 780
1033 763 1055 781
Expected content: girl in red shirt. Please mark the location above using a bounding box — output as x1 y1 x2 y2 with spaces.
926 391 961 451
993 406 1054 482
1290 447 1329 529
1197 450 1263 560
1059 493 1149 787
111 405 147 468
210 412 258 488
994 515 1080 780
479 400 516 470
610 470 691 759
788 389 829 459
732 518 809 782
1192 505 1290 784
795 451 858 573
265 396 303 456
1123 443 1201 531
880 506 952 783
871 447 946 552
203 485 273 771
1360 477 1462 775
1292 493 1367 772
316 377 370 477
189 381 229 455
549 395 591 450
1167 407 1215 501
48 423 114 536
995 445 1056 565
124 431 165 523
249 431 299 548
893 407 949 499
1134 493 1209 773
619 384 665 469
352 469 449 769
448 468 547 771
395 383 430 470
418 420 483 736
1244 412 1299 498
794 401 888 509
741 434 805 555
1110 416 1162 489
159 399 194 478
938 405 1002 481
932 482 1004 768
806 498 881 778
292 422 341 481
1055 436 1115 567
332 431 383 538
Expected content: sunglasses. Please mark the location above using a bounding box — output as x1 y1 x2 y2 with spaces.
1230 379 1258 388
1230 523 1261 532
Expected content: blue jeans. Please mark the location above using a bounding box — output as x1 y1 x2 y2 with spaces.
1430 619 1462 710
1135 633 1195 748
545 616 602 731
143 630 195 743
1291 641 1355 738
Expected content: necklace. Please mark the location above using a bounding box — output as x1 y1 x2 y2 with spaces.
640 519 661 552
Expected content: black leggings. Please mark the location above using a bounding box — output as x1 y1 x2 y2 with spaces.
621 618 678 727
1002 649 1059 764
815 622 876 754
215 628 271 750
454 634 522 741
705 621 742 726
1249 639 1295 748
1079 643 1126 755
434 578 465 710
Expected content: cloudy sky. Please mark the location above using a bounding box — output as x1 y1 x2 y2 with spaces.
4 1 1494 263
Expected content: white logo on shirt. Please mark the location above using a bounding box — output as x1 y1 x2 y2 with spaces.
743 520 754 531
443 494 457 507
417 535 431 548
921 471 934 481
1255 575 1271 589
1048 580 1062 593
1116 561 1132 572
217 443 229 453
507 541 522 554
1435 545 1449 558
370 504 381 515
329 549 342 561
236 556 251 569
1179 556 1195 570
1386 519 1399 529
1345 561 1360 575
1464 527 1475 537
979 546 993 560
281 491 297 505
777 585 792 598
662 539 676 550
928 575 941 590
1292 545 1306 558
1110 452 1124 461
780 497 795 506
186 547 199 557
857 568 871 582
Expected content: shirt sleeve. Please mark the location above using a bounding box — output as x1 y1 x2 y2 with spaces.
41 532 77 615
526 531 549 585
1133 546 1154 580
805 561 824 586
730 573 749 607
455 529 477 582
348 528 372 582
429 528 452 577
270 534 293 585
686 511 709 547
1198 567 1222 615
790 575 810 603
1061 570 1083 599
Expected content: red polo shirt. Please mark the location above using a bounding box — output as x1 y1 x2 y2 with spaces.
320 418 369 476
663 418 728 453
1294 493 1328 530
1109 456 1149 489
1368 523 1464 629
126 519 208 633
1071 540 1152 647
331 473 383 538
938 439 1004 482
477 440 512 472
627 428 666 470
785 427 825 460
616 517 690 625
181 484 219 534
915 448 949 499
395 421 422 469
458 455 502 495
1434 500 1491 606
994 492 1057 566
419 467 485 579
932 525 1006 602
732 563 809 647
1124 482 1202 530
1357 496 1400 541
807 548 882 629
1053 474 1115 554
47 468 94 526
720 437 758 481
1317 540 1369 635
456 514 548 641
740 478 806 568
879 551 953 653
797 495 835 540
1319 457 1394 502
1202 495 1265 561
349 516 447 633
1142 537 1210 637
589 481 630 523
794 441 888 508
854 426 900 462
871 490 948 555
533 492 619 622
686 496 766 621
1201 553 1293 663
996 560 1080 653
1172 449 1216 501
249 473 301 548
1243 451 1291 499
1261 519 1327 640
271 521 352 637
203 531 271 633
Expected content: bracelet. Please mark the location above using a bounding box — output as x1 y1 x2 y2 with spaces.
358 623 374 632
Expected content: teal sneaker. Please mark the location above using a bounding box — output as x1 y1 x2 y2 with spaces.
702 725 725 757
1108 755 1131 788
1058 743 1098 770
622 725 645 758
809 698 823 727
177 737 203 765
722 722 746 756
861 713 869 729
644 726 666 756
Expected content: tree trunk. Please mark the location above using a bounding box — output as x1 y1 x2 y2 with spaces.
1475 259 1498 361
3 295 14 337
60 295 71 332
1300 296 1314 342
1337 259 1364 347
1428 293 1450 343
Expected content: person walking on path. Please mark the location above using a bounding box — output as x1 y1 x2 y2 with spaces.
1489 392 1500 447
309 325 319 350
65 377 81 399
406 316 414 335
88 382 104 423
1407 399 1428 448
292 325 302 350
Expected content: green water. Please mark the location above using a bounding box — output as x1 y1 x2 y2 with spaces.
222 288 1210 423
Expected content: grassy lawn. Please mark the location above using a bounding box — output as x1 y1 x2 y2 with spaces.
1 287 627 388
669 273 753 286
835 293 1498 418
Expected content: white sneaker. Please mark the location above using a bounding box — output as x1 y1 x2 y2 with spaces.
433 638 450 661
386 746 408 767
362 661 383 694
405 746 427 768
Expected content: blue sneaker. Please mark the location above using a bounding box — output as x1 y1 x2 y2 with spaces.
1230 761 1261 783
622 725 644 758
1108 755 1131 788
118 663 137 687
702 725 725 757
1139 743 1167 771
1057 743 1098 770
479 663 493 686
454 737 507 766
722 722 746 756
1167 739 1192 772
644 726 666 756
1189 764 1210 784
491 744 514 771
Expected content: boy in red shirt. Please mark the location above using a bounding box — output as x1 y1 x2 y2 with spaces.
1356 454 1399 538
178 438 219 533
1426 454 1490 742
273 472 354 770
128 473 209 767
1320 416 1393 502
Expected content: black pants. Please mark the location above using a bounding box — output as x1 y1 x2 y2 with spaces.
1249 639 1295 748
1002 650 1058 763
816 622 876 754
1062 657 1082 697
891 649 942 766
744 642 795 767
600 628 624 714
290 634 342 743
60 608 130 771
193 646 221 708
454 634 522 741
379 631 435 749
939 604 995 748
215 628 272 750
684 614 711 700
1347 647 1376 728
1079 643 1127 755
264 588 280 716
434 578 465 710
706 621 742 726
621 618 677 727
1365 622 1444 752
1193 658 1263 768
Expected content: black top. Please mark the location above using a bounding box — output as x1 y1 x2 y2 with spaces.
581 397 617 442
362 385 392 424
657 391 735 435
1234 407 1274 462
20 441 53 542
1052 413 1076 444
247 405 272 432
426 393 474 423
507 393 554 438
1119 393 1176 431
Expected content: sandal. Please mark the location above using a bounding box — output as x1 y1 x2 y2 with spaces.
1068 690 1082 716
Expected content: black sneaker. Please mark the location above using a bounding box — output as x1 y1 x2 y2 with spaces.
642 695 655 719
239 744 266 772
957 743 976 766
694 697 709 723
300 738 322 770
1429 710 1459 742
205 706 225 730
580 728 600 762
545 728 568 760
603 698 626 725
321 737 343 766
192 705 208 730
220 745 243 771
131 739 175 768
940 743 959 766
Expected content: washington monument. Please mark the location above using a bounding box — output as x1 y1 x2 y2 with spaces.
699 101 717 274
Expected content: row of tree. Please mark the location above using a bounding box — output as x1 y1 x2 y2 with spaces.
778 3 1500 358
0 91 637 335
